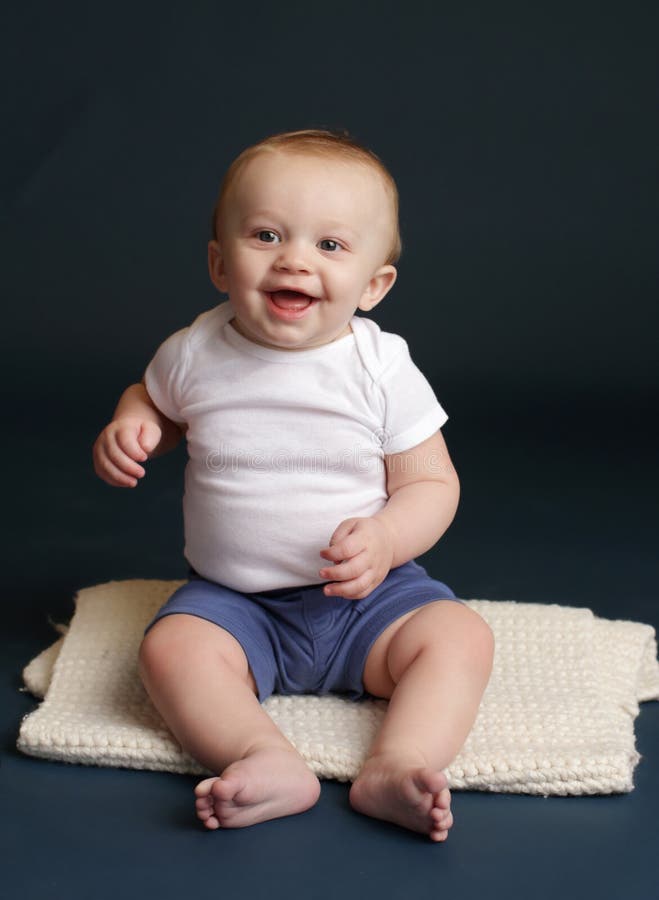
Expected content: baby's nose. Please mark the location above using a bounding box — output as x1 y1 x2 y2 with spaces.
274 241 313 273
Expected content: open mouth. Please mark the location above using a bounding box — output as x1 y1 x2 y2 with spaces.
267 289 318 319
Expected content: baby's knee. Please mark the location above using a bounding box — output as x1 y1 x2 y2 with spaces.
417 602 494 674
138 622 170 681
138 614 257 694
469 610 495 675
447 603 495 672
138 616 187 682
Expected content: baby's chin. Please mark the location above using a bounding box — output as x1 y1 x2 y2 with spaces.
230 315 353 353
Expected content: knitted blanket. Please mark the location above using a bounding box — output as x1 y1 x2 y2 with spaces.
18 580 659 795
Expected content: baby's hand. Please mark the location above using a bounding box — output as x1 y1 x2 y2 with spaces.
319 517 395 600
92 417 162 487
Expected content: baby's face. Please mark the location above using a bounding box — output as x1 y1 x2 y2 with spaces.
208 151 397 351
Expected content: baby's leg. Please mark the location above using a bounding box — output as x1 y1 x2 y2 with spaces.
139 614 320 829
350 601 494 842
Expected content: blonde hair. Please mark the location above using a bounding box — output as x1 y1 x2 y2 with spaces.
211 129 402 265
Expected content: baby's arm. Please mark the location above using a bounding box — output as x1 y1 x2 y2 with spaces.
319 430 460 599
93 382 185 488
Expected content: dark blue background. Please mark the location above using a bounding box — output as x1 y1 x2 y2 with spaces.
2 3 657 898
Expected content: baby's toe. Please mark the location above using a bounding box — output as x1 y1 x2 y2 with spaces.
195 776 219 799
431 808 453 830
195 799 221 829
211 775 243 804
195 796 214 814
436 787 451 809
430 826 450 842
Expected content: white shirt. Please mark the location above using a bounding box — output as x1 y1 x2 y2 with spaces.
145 302 447 591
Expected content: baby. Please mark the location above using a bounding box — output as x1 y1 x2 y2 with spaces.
93 129 494 842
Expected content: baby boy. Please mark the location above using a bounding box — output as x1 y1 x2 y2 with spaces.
93 130 494 842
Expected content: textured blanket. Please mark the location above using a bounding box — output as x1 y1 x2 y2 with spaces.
18 580 659 795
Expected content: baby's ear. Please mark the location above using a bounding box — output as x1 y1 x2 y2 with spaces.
358 265 397 312
208 241 229 293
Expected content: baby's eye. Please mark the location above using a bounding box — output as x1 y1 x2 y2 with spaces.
318 239 341 252
257 230 280 243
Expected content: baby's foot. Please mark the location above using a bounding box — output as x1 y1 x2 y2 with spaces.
349 754 453 842
194 746 321 830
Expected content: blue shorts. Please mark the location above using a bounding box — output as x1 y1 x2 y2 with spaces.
146 560 459 702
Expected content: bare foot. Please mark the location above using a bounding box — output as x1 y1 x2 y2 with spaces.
194 746 321 830
349 754 453 842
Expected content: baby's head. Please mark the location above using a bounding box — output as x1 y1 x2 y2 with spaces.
212 130 401 265
208 130 401 351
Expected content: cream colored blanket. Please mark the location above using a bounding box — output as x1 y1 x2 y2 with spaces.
18 579 659 795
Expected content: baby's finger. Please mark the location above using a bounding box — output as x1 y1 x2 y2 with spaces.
319 551 369 584
327 517 359 548
104 439 146 480
138 421 162 455
97 455 139 488
115 426 148 462
320 533 364 564
324 570 376 600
